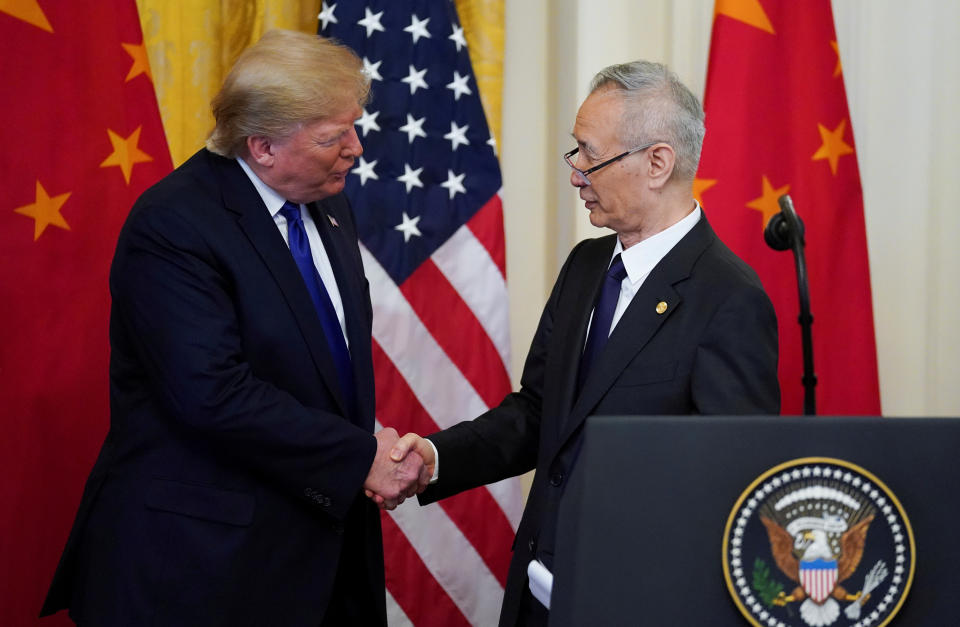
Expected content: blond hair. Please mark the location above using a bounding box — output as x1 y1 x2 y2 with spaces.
207 30 370 157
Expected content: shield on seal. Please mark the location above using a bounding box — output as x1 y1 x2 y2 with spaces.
799 558 838 603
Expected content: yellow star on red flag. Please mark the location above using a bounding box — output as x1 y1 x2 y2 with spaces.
122 41 153 82
0 0 53 32
812 119 855 176
714 0 774 34
692 177 717 206
14 180 71 240
100 126 154 184
830 41 843 78
746 176 790 228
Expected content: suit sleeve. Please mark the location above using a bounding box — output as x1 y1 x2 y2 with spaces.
110 201 375 520
419 240 591 504
691 281 781 414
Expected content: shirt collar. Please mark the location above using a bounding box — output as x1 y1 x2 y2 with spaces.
236 157 291 217
614 202 702 284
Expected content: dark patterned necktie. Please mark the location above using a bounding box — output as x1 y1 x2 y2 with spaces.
578 253 626 388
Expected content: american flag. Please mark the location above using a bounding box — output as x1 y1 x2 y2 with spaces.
319 2 524 625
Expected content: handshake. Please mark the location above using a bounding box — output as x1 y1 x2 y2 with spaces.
362 428 435 510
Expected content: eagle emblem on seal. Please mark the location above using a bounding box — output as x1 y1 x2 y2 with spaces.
760 487 885 625
723 458 914 627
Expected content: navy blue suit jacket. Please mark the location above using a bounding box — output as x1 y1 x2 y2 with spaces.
419 213 780 626
41 150 385 626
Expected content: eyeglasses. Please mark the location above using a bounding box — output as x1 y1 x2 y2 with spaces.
563 141 662 186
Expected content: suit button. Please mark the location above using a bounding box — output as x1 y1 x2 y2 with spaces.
550 472 563 486
528 538 535 552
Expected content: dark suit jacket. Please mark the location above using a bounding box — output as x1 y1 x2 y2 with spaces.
419 212 780 626
41 149 386 626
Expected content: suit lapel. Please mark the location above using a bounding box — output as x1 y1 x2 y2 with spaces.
547 237 615 441
556 215 718 448
211 152 352 418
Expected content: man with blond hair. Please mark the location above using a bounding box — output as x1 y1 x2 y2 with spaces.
41 30 426 626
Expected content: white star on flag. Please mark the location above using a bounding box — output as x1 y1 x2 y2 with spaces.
355 108 381 136
446 71 472 101
352 157 378 186
397 163 425 193
401 64 429 95
362 57 382 81
487 133 498 156
449 24 467 52
318 2 337 29
403 14 431 44
394 212 422 242
440 169 466 199
399 114 427 144
444 121 470 151
357 8 385 38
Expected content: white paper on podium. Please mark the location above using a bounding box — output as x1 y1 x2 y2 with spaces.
527 559 553 609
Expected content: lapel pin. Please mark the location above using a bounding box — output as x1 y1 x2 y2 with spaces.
327 214 339 227
656 301 668 315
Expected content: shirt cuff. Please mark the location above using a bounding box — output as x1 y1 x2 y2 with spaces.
426 438 439 484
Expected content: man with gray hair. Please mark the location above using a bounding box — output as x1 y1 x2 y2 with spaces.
41 30 428 626
386 60 780 626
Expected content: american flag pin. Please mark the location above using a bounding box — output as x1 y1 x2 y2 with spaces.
327 214 339 227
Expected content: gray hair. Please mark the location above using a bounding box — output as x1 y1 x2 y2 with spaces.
589 61 705 182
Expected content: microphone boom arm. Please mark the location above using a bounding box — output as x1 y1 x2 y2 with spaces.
765 194 817 415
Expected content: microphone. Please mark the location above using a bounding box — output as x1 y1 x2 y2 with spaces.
764 194 804 251
761 193 817 414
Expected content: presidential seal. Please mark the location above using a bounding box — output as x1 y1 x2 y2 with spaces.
722 458 915 627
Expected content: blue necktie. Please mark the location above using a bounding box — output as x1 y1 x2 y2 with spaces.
280 201 356 416
578 254 626 388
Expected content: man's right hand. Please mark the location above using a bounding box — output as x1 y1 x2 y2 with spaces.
363 428 430 510
389 432 435 477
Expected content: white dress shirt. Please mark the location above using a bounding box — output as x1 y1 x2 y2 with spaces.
237 157 349 346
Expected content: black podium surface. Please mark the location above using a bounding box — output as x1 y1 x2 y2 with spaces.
551 416 959 626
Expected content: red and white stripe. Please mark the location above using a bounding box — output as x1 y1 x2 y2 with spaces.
800 564 837 604
364 195 524 626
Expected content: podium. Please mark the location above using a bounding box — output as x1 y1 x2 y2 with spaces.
550 416 960 626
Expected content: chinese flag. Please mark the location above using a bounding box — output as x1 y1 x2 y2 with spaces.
697 0 881 415
0 2 171 624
